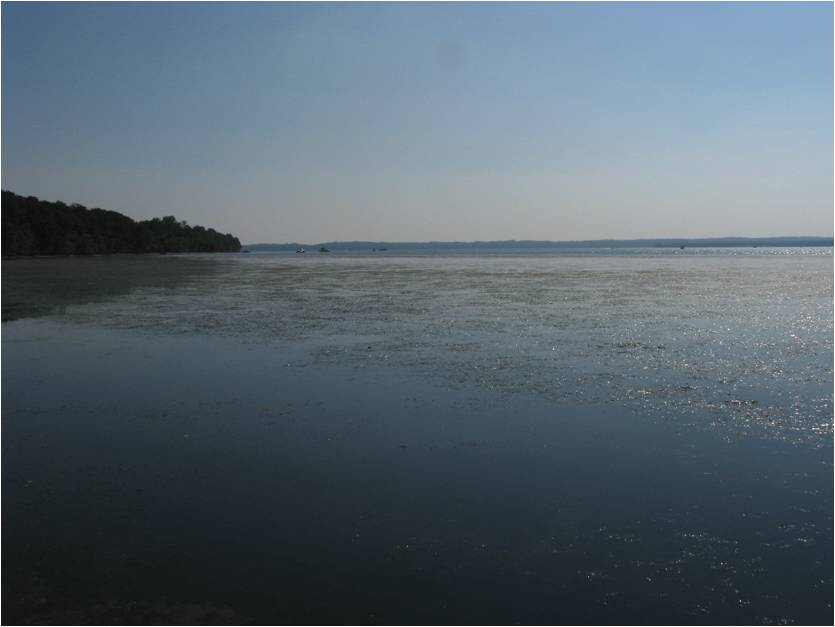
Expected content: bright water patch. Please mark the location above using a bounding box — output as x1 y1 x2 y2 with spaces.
6 251 830 446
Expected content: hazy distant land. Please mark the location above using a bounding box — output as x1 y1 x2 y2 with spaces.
247 236 833 252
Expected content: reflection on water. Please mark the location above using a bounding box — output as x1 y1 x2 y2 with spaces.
2 250 832 624
2 255 224 322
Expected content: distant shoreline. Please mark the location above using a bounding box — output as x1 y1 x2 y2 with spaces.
246 236 833 252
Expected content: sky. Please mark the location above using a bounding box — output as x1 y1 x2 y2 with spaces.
2 2 832 244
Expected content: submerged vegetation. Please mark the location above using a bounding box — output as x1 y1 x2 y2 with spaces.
2 191 241 256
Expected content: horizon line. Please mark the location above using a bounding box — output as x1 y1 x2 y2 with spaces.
245 235 835 247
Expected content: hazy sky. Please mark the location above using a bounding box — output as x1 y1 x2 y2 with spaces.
3 2 832 243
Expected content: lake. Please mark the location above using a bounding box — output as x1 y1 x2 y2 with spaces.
2 249 832 624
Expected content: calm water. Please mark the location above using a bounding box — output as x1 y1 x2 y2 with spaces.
2 249 832 624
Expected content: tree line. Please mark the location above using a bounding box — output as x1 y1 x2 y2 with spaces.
2 191 241 255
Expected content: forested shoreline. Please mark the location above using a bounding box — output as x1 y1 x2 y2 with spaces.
2 191 241 256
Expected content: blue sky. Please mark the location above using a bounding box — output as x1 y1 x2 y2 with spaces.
2 2 832 242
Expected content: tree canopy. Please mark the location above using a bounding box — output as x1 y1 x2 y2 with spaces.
2 191 241 255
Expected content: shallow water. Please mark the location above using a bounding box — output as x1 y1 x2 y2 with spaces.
2 250 832 624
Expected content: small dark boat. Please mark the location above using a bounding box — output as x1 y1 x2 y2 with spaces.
319 247 330 253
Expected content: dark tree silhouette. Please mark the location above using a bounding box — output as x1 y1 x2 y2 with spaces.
2 191 241 255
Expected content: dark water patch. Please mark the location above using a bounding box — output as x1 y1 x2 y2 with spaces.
3 320 832 624
1 255 224 322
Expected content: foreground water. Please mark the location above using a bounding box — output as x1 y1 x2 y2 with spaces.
2 249 832 624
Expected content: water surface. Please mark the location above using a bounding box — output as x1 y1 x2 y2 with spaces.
3 249 832 624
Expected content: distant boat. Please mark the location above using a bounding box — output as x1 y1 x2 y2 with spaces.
296 247 305 254
319 247 330 253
